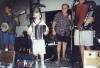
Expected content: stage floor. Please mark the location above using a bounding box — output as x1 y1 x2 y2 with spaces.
14 60 83 68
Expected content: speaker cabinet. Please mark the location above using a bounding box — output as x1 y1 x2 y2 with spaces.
84 50 100 68
0 51 15 68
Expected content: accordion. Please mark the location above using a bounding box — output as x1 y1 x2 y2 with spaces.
34 25 46 40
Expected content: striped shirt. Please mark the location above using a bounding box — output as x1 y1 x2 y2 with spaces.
54 12 70 36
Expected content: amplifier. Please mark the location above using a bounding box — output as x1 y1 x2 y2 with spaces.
84 50 100 68
0 51 15 68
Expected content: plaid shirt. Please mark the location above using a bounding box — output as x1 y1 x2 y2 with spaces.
54 12 70 36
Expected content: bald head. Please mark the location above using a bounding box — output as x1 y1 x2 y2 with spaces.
79 0 86 4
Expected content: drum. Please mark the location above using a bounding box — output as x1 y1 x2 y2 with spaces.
1 22 9 32
35 25 46 40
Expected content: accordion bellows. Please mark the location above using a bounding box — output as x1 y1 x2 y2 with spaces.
35 25 46 40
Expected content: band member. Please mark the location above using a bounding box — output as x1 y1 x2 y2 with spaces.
74 0 96 66
52 4 71 64
27 9 49 68
1 5 20 51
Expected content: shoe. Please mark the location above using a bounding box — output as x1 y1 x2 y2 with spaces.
55 59 60 64
5 48 8 51
62 57 69 62
41 64 46 68
79 62 83 68
35 61 38 68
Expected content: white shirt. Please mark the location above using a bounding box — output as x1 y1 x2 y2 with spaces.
27 20 49 40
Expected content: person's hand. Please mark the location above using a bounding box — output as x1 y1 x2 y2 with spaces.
14 17 20 25
86 17 94 24
44 31 49 36
27 31 32 35
52 29 56 36
69 26 72 30
68 15 71 20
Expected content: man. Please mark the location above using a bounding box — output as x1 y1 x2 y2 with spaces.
52 4 71 64
1 5 20 51
74 0 96 65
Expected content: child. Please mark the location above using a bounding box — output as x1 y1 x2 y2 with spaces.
27 9 49 68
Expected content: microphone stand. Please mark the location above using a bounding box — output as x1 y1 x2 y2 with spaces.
70 0 76 53
69 0 78 66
